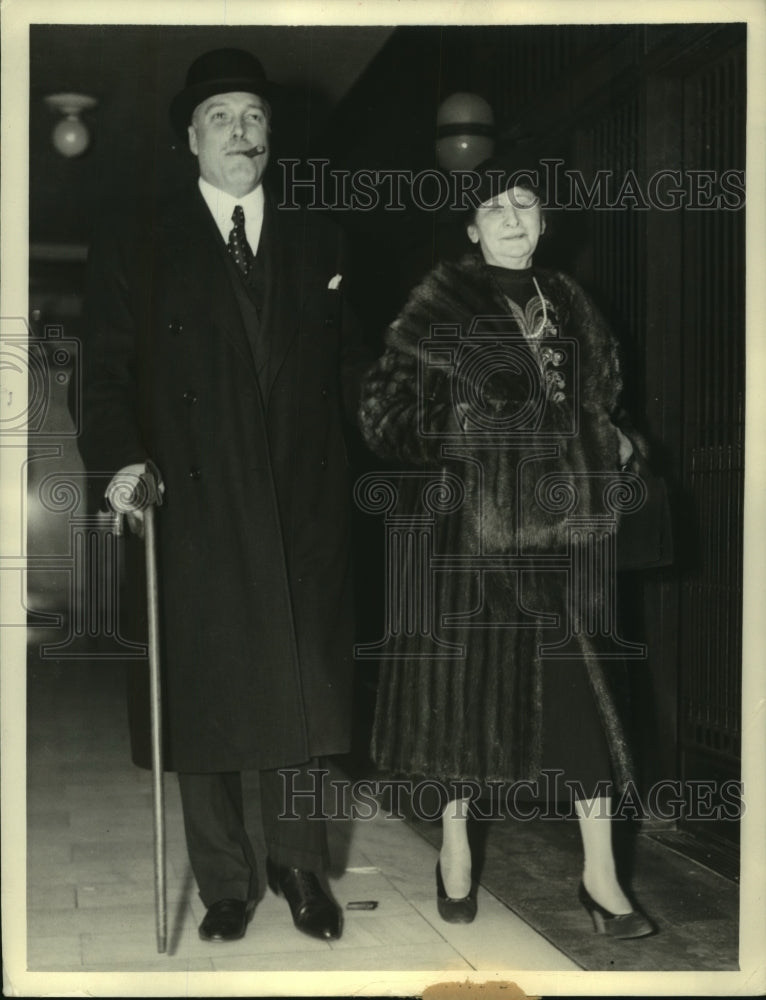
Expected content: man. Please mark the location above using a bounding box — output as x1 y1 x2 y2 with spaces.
78 48 368 944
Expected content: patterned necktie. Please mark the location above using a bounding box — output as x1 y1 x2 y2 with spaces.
228 205 253 277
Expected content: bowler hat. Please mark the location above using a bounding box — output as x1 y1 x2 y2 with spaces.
170 48 272 138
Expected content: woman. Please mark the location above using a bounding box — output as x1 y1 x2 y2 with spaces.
358 161 654 939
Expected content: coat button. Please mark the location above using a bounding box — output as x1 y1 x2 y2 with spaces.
168 319 183 335
324 317 334 328
189 466 201 480
321 387 329 398
183 390 198 404
320 457 328 469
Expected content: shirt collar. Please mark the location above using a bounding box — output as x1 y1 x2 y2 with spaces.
198 177 265 252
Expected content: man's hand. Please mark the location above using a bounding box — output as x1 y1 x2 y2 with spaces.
105 463 164 537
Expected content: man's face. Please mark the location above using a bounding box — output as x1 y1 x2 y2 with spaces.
188 92 270 198
466 186 545 269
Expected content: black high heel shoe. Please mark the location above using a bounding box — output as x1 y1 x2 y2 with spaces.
578 881 655 939
436 861 477 924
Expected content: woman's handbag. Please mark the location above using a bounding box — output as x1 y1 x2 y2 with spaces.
616 471 674 571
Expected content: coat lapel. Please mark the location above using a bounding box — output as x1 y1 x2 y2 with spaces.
158 187 257 375
260 197 303 397
158 188 314 398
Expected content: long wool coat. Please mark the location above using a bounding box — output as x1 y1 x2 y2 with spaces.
358 253 635 788
79 184 368 773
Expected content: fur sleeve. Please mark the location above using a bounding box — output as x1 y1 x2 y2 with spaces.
358 342 461 466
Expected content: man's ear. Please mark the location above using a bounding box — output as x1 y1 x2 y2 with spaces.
466 224 479 244
188 124 198 156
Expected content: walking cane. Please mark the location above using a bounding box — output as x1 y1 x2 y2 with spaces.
109 460 166 953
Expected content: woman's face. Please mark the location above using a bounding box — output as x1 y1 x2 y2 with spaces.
467 186 545 269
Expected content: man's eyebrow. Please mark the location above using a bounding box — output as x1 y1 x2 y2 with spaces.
203 99 265 113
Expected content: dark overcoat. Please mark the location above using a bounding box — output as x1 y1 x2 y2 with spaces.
358 253 637 789
79 183 368 773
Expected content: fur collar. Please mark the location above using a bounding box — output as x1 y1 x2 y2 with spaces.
386 253 622 414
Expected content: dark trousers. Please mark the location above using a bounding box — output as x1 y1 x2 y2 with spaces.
178 761 328 907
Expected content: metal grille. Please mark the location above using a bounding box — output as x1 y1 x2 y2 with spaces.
680 46 745 768
492 26 630 108
581 97 647 400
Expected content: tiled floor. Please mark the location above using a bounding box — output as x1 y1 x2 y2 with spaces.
24 657 578 976
19 652 742 990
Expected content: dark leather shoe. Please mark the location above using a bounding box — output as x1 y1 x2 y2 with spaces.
266 857 343 940
198 898 255 942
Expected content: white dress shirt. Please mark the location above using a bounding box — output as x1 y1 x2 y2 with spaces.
198 177 264 255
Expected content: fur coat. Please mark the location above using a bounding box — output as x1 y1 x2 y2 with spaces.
358 252 635 789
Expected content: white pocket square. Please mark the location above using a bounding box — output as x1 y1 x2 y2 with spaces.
327 274 343 290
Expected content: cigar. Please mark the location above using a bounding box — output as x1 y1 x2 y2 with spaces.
244 145 266 158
